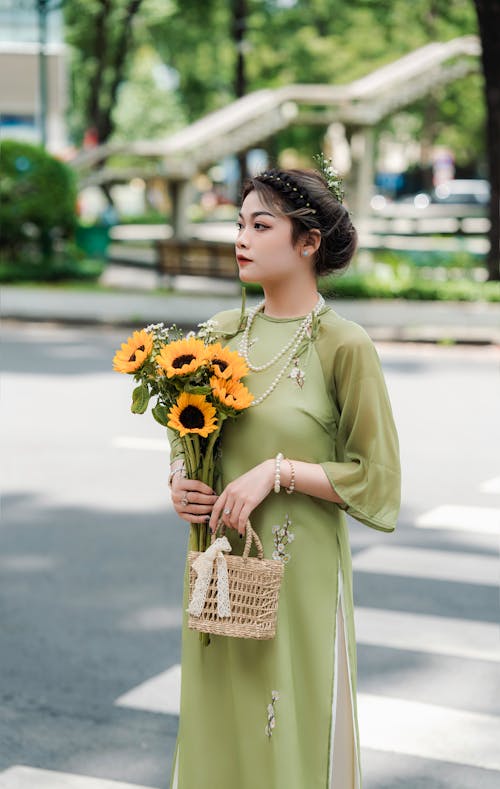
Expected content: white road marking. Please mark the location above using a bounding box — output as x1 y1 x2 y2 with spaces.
115 664 181 716
358 693 500 771
0 767 157 789
415 505 500 536
112 436 170 453
114 665 500 772
117 605 183 632
355 607 500 662
352 545 498 586
480 476 500 494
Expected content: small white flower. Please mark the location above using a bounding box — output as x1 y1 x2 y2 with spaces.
287 533 295 542
272 690 280 700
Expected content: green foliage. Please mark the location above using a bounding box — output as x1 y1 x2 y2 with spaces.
132 382 151 413
318 273 500 301
64 0 484 167
111 45 187 141
0 249 105 284
0 140 77 260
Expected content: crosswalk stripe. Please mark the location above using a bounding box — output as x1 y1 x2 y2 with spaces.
415 505 500 536
0 767 157 789
355 607 500 662
359 693 500 771
352 545 498 586
480 476 500 494
115 663 181 715
114 666 500 772
112 436 170 452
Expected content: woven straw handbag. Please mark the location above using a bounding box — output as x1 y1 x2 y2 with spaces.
187 521 284 640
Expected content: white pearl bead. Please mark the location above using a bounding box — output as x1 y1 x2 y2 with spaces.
240 295 325 406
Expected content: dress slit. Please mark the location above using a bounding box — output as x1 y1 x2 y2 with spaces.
329 570 360 789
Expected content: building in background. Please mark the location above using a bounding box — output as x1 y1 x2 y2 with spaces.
0 0 67 151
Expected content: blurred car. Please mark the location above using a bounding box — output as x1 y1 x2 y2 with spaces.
432 179 490 205
393 179 490 210
370 178 490 214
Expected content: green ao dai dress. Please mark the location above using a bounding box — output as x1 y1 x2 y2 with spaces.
169 304 401 789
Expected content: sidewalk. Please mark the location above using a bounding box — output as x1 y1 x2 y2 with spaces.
1 270 499 344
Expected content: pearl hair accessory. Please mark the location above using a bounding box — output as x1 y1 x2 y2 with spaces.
239 294 325 407
274 452 284 493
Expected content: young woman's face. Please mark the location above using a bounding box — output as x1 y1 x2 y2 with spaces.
235 190 305 285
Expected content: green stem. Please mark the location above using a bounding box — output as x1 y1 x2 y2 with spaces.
182 437 199 551
192 434 201 477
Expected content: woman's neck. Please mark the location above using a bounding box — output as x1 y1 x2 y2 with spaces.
261 282 320 319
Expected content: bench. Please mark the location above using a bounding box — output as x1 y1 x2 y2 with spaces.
156 239 238 279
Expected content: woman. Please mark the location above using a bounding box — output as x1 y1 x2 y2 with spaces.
168 166 401 788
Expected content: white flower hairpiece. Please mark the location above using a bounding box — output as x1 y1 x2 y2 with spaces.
314 153 345 204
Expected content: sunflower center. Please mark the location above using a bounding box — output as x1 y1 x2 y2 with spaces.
173 354 196 368
179 405 205 429
128 344 145 363
213 358 228 372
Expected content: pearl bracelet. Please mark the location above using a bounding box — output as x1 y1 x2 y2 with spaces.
274 452 284 493
285 459 296 495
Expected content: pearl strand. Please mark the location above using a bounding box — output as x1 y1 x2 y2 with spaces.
240 295 325 373
240 295 325 407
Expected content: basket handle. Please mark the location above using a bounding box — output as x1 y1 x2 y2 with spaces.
212 520 264 560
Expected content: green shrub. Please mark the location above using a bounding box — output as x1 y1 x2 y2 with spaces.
0 139 76 261
319 273 500 302
0 244 105 284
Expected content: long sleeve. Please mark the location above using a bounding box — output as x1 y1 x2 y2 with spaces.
167 427 184 466
319 320 401 532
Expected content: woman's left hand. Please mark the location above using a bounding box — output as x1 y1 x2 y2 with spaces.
209 460 274 537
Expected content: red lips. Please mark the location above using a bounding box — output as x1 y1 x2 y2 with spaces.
237 254 252 265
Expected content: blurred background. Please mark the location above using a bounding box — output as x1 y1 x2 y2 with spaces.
1 1 499 788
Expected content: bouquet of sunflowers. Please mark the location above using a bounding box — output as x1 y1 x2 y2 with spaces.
112 318 253 555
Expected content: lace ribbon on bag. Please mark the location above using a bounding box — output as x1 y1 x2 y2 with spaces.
187 536 233 618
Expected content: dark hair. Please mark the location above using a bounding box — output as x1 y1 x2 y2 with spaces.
241 168 357 277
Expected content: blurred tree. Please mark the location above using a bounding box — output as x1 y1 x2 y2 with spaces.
0 140 76 260
112 45 186 141
473 0 500 280
64 0 145 145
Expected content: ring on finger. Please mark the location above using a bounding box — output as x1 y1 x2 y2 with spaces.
181 494 189 507
223 507 232 515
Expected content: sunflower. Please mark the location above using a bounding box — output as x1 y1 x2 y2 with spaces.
168 392 218 437
210 376 254 410
156 337 207 378
113 329 154 374
205 343 249 381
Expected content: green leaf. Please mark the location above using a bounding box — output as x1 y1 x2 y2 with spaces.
152 403 170 427
184 384 212 395
131 383 150 414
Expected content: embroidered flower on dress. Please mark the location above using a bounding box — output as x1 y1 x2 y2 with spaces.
265 690 280 738
272 515 295 563
288 357 305 388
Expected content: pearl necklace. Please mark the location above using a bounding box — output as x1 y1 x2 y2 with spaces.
240 295 325 406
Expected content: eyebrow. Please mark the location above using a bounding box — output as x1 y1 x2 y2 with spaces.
238 210 275 220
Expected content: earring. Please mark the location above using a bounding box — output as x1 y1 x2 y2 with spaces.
302 250 309 257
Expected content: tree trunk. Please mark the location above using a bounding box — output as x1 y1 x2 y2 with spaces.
232 0 247 187
474 0 500 281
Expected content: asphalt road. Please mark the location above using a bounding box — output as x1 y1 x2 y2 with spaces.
1 322 499 789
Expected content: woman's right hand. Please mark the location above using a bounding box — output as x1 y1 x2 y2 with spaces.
170 475 218 524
